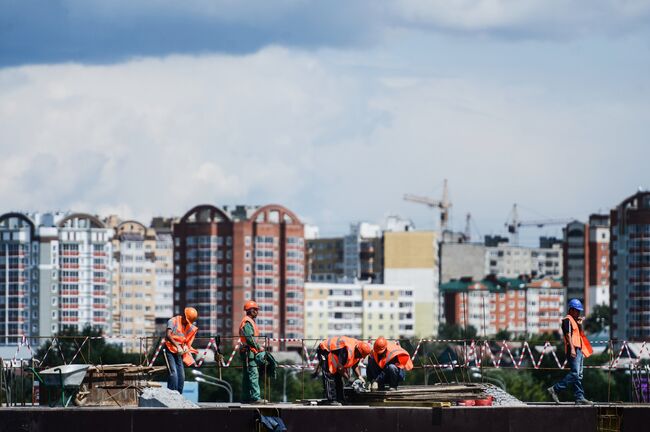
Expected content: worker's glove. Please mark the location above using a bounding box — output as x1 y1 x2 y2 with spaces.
215 353 224 364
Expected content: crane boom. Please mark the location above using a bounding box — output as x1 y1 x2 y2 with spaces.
403 194 442 207
404 179 452 235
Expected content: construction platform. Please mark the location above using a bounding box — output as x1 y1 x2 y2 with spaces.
0 404 647 432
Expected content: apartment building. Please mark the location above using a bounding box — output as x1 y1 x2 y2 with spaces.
306 222 384 284
173 204 305 341
611 191 650 341
362 284 415 340
383 231 438 338
306 237 344 282
108 219 158 351
55 213 114 335
485 242 563 279
441 276 566 337
303 282 415 341
304 282 362 341
0 213 40 344
563 215 610 315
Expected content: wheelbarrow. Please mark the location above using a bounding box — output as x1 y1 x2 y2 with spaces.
29 364 90 407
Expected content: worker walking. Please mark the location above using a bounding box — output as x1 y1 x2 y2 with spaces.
315 336 372 405
239 300 267 404
164 307 199 394
548 299 594 405
367 337 413 391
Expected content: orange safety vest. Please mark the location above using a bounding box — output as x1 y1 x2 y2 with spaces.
564 314 593 358
372 342 413 371
319 336 360 374
165 315 199 366
239 316 260 353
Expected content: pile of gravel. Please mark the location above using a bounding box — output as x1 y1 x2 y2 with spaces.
479 383 526 406
139 387 199 408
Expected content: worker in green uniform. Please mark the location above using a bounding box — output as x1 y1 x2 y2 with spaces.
239 300 267 404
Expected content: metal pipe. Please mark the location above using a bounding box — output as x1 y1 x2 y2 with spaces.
194 377 232 402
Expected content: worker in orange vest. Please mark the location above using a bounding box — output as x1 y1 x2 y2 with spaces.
164 307 199 393
239 300 267 404
367 337 413 391
548 299 594 405
314 336 372 404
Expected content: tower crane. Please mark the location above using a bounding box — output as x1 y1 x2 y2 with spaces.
404 179 452 238
505 203 572 246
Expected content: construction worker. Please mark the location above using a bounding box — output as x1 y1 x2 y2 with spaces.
367 337 413 390
548 299 594 405
164 307 199 394
239 300 267 404
315 336 372 405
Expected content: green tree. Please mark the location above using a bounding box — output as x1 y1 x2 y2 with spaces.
34 326 141 367
584 304 610 334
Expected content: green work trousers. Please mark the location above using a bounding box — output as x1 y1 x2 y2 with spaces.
241 352 261 403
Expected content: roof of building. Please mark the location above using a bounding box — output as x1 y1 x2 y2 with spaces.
440 276 563 293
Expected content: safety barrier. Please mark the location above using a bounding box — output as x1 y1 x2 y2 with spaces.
5 335 650 371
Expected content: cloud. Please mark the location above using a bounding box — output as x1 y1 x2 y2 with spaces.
0 48 648 236
2 0 650 67
390 0 650 37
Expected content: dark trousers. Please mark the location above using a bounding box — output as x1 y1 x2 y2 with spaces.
367 357 405 389
166 350 185 394
552 348 585 401
318 348 345 402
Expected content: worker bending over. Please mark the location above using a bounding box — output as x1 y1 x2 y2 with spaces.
548 299 593 405
367 337 413 391
165 307 199 393
315 336 372 404
239 300 267 404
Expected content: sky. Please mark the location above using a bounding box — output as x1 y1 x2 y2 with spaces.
1 1 650 244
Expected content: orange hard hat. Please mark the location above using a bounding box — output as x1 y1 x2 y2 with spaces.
244 300 259 311
184 307 198 323
357 342 372 357
373 337 388 354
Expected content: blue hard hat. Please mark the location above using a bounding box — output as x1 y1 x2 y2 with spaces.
568 299 584 311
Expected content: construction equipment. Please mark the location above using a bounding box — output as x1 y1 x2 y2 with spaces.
29 364 90 407
404 179 452 235
505 203 572 245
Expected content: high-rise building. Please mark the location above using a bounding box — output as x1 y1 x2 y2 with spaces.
563 215 610 315
441 276 566 337
108 219 158 352
55 213 114 335
587 215 610 311
306 237 344 282
343 223 383 282
173 204 304 341
383 231 439 338
0 213 41 344
611 191 650 341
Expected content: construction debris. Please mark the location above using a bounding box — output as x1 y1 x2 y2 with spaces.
344 383 523 407
139 387 199 408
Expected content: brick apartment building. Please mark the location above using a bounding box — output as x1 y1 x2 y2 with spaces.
441 275 566 337
563 215 610 315
173 204 305 341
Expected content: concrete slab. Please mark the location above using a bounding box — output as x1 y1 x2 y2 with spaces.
0 404 647 432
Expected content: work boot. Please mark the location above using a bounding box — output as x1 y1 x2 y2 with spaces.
251 399 269 405
575 398 593 405
327 401 342 406
387 387 397 392
547 386 560 404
